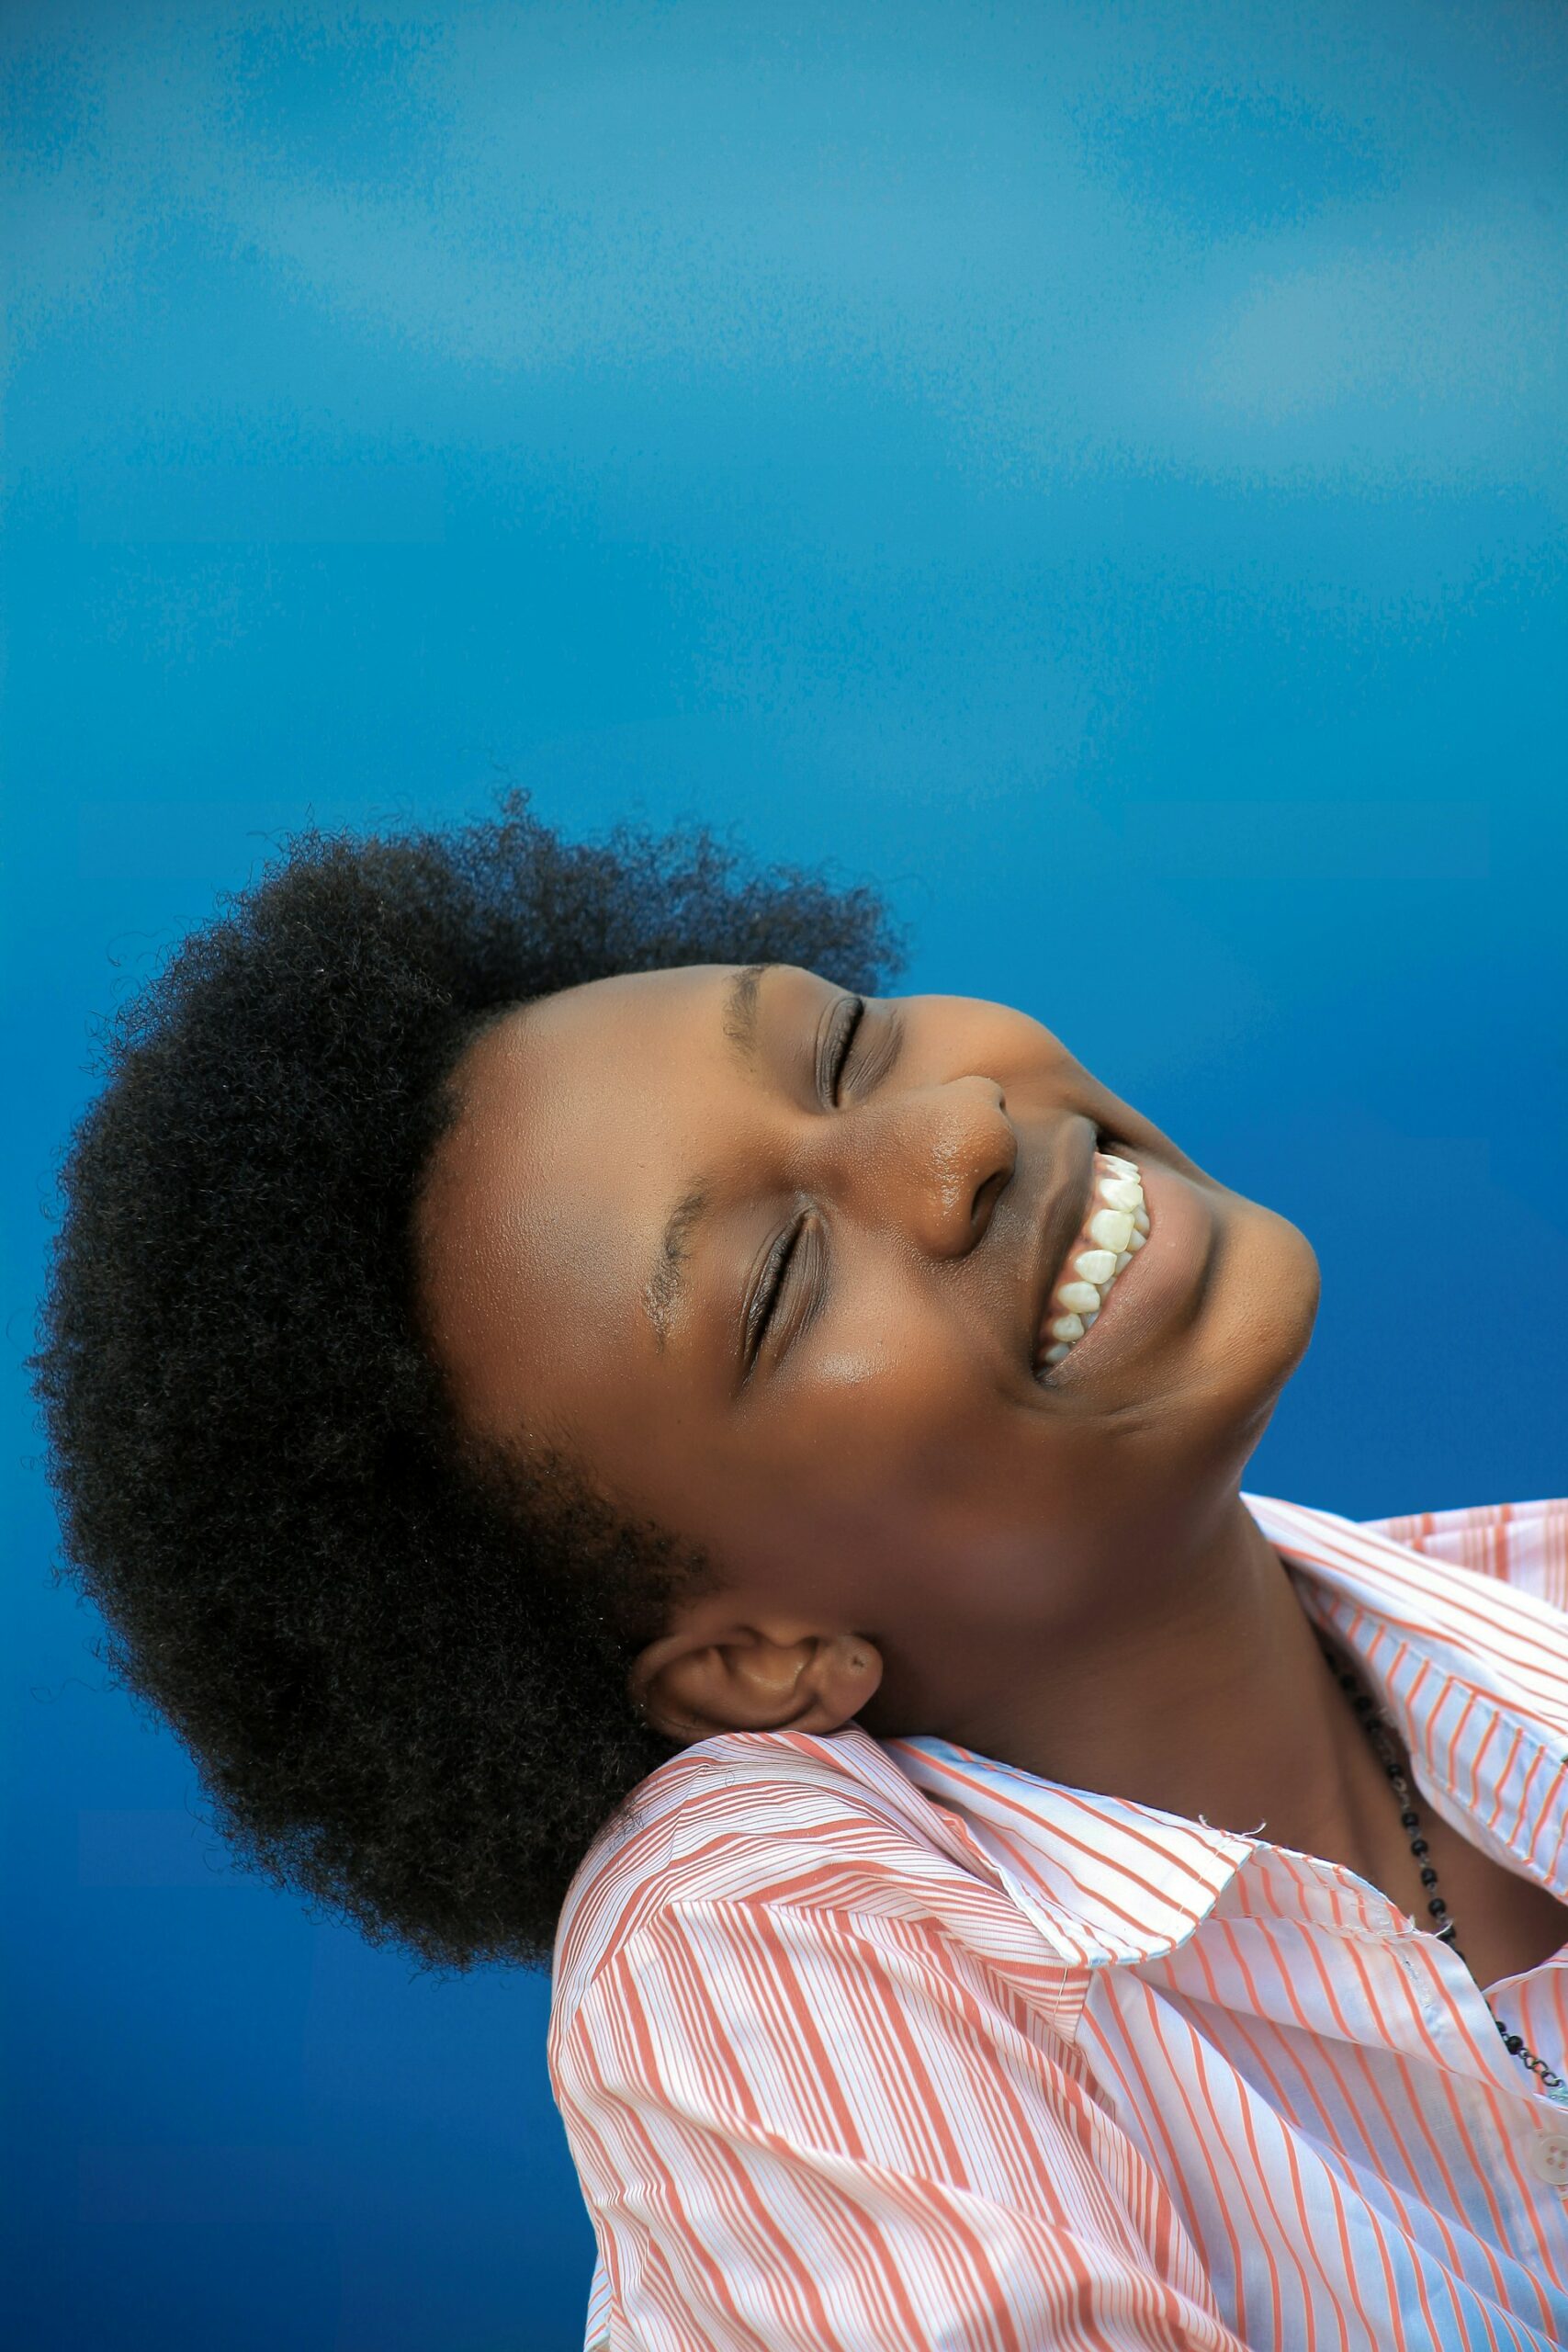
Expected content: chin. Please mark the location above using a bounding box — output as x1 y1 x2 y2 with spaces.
1213 1196 1322 1430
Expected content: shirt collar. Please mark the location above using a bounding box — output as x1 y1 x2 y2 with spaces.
881 1492 1568 1972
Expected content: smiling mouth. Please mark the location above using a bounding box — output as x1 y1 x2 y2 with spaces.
1032 1148 1149 1373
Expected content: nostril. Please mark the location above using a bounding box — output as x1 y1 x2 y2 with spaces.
970 1168 1008 1232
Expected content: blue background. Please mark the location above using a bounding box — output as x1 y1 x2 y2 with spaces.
6 3 1565 2345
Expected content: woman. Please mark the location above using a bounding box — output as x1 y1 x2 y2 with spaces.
34 796 1568 2350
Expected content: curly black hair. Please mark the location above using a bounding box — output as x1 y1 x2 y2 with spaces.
31 793 903 1970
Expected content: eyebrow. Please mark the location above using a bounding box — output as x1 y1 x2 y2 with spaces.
642 963 773 1348
722 959 766 1060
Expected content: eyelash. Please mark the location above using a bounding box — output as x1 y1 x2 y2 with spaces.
748 1219 807 1367
747 995 866 1364
827 994 866 1102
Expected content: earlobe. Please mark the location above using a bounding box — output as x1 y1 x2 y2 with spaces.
630 1626 883 1747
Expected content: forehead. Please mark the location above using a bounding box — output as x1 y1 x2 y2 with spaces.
413 964 736 1446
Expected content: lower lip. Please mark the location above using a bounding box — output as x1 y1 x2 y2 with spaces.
1039 1150 1214 1384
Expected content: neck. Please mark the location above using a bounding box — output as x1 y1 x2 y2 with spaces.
925 1493 1400 1887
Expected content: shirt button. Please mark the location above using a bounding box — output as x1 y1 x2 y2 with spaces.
1526 2133 1568 2187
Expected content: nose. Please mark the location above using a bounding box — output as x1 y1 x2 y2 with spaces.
827 1072 1016 1259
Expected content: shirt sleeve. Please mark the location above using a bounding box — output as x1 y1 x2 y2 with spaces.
582 2252 612 2351
1362 1497 1568 1610
555 1891 1247 2352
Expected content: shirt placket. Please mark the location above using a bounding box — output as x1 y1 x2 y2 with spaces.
1385 1924 1568 2277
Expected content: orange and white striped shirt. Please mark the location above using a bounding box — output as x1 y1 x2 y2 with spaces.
550 1494 1568 2350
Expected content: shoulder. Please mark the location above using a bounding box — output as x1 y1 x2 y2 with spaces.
549 1723 1039 2023
552 1725 986 1984
1250 1487 1568 1611
1359 1496 1568 1606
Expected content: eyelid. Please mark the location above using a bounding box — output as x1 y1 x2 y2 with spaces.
852 1000 900 1093
756 1216 826 1372
743 1214 806 1374
816 993 863 1105
766 1213 827 1363
744 990 894 1383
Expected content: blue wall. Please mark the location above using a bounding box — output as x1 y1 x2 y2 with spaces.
6 4 1565 2345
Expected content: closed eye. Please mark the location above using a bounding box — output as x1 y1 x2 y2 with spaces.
744 1214 807 1373
745 990 886 1379
820 994 865 1105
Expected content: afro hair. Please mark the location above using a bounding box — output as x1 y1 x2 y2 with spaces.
31 793 903 1968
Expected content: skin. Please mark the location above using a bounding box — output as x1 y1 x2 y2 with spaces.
417 962 1568 1985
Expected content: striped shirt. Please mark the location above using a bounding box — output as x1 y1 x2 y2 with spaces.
550 1493 1568 2350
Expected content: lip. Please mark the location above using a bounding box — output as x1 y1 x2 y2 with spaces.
1035 1146 1215 1385
1025 1122 1100 1366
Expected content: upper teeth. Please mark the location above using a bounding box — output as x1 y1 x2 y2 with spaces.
1038 1150 1150 1370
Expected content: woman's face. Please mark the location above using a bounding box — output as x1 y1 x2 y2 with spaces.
416 964 1319 1736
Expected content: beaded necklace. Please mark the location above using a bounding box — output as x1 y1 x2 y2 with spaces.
1317 1636 1568 2109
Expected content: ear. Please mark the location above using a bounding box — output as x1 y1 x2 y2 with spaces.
629 1622 883 1745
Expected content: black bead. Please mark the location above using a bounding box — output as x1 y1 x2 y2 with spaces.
1419 1867 1438 1886
1354 1694 1373 1713
1400 1810 1419 1829
1410 1838 1429 1856
1427 1897 1448 1918
1505 2034 1525 2054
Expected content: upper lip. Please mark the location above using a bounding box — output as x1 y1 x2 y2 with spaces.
1025 1122 1099 1368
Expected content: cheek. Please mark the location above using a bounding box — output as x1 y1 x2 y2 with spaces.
788 1341 994 1486
591 1300 995 1553
724 1303 1032 1557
